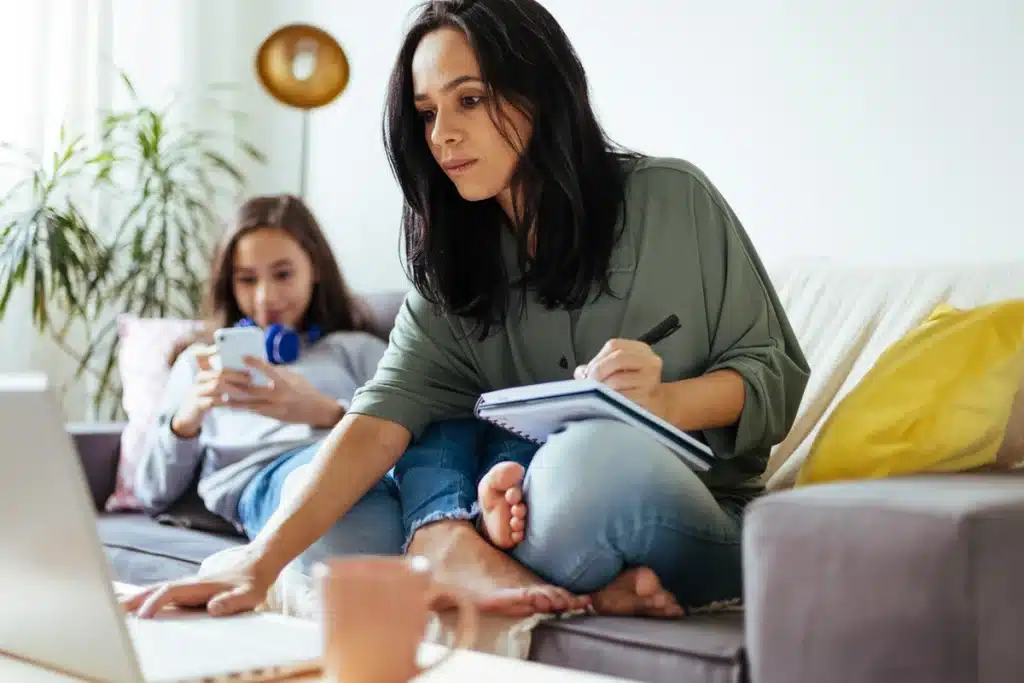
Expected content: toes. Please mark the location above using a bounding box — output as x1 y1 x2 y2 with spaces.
505 487 523 505
665 604 686 618
510 502 527 520
478 479 504 506
509 515 525 532
532 593 554 613
646 591 669 610
568 594 592 611
529 586 570 612
484 461 526 491
475 588 535 615
510 531 524 544
629 567 662 599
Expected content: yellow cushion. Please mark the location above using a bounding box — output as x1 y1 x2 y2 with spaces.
797 300 1024 486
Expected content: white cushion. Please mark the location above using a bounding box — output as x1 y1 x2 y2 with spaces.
764 260 1024 490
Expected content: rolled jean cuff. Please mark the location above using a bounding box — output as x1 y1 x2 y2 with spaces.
402 501 480 553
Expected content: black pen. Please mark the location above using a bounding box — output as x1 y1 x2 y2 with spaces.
637 314 681 346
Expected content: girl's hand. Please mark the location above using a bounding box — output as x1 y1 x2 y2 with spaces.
237 357 345 428
575 339 668 418
171 346 253 438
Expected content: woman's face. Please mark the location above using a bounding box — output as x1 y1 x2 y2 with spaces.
231 226 316 330
411 27 532 217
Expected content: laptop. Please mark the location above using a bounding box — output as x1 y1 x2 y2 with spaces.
0 373 322 683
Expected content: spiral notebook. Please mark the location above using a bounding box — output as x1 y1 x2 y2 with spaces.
474 378 715 472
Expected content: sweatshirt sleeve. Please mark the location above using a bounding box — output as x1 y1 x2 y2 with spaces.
353 334 388 388
133 348 205 514
686 174 811 459
327 332 390 411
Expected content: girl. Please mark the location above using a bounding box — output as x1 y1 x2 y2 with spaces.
134 194 403 562
125 0 809 620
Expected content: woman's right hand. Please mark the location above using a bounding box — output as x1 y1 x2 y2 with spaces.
171 345 254 438
119 558 276 618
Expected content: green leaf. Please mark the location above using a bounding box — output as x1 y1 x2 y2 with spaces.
241 142 267 164
119 71 138 100
201 150 244 184
0 71 264 412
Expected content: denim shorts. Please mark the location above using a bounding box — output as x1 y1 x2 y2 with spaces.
391 418 538 549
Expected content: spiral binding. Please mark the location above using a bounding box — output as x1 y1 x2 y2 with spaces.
478 413 542 444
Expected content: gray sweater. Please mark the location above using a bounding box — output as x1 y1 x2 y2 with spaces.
134 331 388 524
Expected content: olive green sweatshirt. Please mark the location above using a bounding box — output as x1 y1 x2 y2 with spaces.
349 156 810 496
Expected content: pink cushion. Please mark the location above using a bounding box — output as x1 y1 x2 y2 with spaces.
106 314 202 511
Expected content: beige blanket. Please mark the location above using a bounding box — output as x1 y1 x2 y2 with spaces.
199 543 562 659
199 460 566 658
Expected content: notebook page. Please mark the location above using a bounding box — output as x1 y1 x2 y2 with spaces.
476 379 595 406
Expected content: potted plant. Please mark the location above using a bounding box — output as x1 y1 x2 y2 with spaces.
0 73 265 418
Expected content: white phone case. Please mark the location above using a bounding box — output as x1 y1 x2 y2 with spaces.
213 327 270 387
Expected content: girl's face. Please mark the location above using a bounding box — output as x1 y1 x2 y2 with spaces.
411 27 532 218
231 226 316 330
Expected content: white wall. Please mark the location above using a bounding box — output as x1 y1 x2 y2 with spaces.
227 0 1023 292
226 0 421 294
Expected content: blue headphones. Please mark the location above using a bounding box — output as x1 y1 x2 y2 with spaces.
236 318 322 364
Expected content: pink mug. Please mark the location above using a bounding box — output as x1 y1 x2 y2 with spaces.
314 555 477 683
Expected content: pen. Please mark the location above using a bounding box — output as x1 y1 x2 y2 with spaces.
636 314 680 346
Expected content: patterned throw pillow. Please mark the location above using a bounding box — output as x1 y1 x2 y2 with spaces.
105 314 201 511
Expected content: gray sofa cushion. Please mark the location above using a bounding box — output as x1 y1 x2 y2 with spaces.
98 513 243 585
531 613 746 683
744 474 1024 683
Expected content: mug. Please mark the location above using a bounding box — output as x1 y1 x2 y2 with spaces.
314 555 477 683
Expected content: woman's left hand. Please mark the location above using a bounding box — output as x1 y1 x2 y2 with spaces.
575 339 668 418
235 357 344 428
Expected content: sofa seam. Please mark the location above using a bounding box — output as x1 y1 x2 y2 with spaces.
102 542 204 566
534 620 743 662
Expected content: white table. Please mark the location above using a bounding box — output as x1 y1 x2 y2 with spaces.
0 583 635 682
0 642 632 682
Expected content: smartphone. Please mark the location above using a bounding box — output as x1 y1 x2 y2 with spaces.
213 326 270 387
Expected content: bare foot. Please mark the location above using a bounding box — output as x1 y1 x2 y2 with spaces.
478 461 527 549
592 567 685 618
408 520 589 618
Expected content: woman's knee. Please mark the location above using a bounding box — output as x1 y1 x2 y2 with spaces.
516 420 743 601
522 419 737 549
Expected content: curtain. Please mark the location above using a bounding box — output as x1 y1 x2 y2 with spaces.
0 0 105 419
0 0 257 420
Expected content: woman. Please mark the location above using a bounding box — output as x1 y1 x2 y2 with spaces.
134 194 402 565
124 0 809 620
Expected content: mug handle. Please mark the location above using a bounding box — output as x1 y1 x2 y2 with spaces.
418 582 478 675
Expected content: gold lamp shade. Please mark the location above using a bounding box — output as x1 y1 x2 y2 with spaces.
255 24 349 110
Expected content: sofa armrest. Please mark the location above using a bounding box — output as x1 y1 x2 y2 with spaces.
67 421 126 510
743 474 1024 683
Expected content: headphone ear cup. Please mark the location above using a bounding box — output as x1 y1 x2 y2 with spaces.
265 323 301 364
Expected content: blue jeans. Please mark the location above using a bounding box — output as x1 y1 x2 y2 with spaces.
393 418 745 610
393 418 538 548
237 442 405 572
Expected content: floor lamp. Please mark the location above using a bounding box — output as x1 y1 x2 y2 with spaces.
255 24 350 199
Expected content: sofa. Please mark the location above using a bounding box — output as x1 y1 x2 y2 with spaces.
73 261 1024 683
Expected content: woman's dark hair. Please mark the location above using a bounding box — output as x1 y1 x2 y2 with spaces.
384 0 639 336
168 194 373 365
